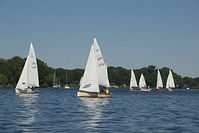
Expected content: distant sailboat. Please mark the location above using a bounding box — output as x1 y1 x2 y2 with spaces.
156 69 163 90
166 69 175 91
139 74 151 91
15 43 39 94
64 71 70 89
77 38 112 98
53 70 60 88
129 69 138 90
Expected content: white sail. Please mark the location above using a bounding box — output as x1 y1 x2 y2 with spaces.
166 69 175 89
79 45 99 93
16 43 39 90
93 38 110 87
139 74 147 88
156 69 163 89
130 69 137 89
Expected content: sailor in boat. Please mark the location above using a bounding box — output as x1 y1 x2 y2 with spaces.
105 88 109 95
27 86 33 93
100 87 110 95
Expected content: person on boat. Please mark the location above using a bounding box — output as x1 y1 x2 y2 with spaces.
100 89 105 94
27 86 32 92
105 88 109 95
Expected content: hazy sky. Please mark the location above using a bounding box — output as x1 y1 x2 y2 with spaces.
0 0 199 77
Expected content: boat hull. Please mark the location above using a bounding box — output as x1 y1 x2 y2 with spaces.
167 88 173 92
77 91 112 98
15 88 39 94
140 88 151 92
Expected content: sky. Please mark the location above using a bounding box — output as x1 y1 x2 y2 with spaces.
0 0 199 77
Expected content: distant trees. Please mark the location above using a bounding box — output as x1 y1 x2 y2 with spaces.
108 65 184 88
0 56 198 88
183 77 199 88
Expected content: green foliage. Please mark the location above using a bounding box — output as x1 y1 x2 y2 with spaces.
183 77 199 89
108 66 130 86
0 57 198 88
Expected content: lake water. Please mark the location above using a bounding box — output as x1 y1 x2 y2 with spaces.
0 88 199 133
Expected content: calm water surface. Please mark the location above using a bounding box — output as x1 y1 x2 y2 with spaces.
0 88 199 133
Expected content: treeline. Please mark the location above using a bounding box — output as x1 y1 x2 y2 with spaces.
0 56 199 88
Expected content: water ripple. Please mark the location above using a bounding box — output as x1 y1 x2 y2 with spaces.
0 88 199 133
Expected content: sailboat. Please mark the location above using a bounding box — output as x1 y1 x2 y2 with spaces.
15 43 39 94
52 70 60 88
166 69 175 91
139 74 151 91
64 71 70 89
77 38 112 98
129 69 138 90
156 69 163 90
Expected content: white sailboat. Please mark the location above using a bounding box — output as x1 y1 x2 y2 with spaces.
129 69 138 90
52 70 61 88
139 74 151 91
15 43 39 94
64 71 70 89
166 69 175 91
156 69 163 90
77 38 111 98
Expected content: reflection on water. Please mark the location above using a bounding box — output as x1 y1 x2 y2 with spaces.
16 94 39 132
1 88 199 133
79 98 110 132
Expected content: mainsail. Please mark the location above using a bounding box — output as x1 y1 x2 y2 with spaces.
16 43 39 90
156 69 163 89
139 74 146 88
93 38 110 87
166 69 175 89
130 69 138 89
79 44 99 93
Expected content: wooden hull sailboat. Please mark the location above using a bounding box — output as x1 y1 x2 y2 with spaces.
77 91 112 98
15 43 39 94
77 38 112 98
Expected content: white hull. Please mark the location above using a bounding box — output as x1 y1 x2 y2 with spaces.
167 88 173 92
77 91 112 98
155 88 160 90
64 84 70 89
15 88 39 94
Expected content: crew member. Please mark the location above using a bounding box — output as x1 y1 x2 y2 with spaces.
105 88 109 95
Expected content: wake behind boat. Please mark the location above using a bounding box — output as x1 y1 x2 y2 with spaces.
15 43 39 94
77 38 112 98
